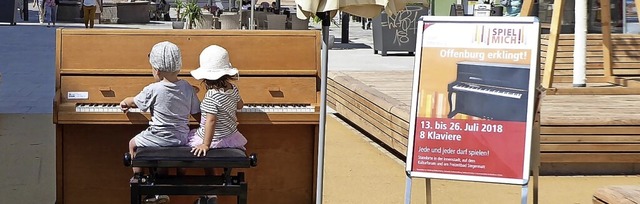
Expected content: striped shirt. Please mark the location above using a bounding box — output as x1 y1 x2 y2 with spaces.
195 84 241 140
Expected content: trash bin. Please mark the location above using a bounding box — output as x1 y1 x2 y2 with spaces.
0 0 17 25
372 5 429 56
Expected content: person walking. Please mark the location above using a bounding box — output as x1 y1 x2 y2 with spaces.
502 0 523 16
33 0 45 24
81 0 100 28
44 0 57 27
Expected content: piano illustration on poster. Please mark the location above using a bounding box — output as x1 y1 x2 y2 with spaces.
447 61 530 122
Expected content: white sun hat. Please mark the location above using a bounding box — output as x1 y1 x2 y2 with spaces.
190 45 239 80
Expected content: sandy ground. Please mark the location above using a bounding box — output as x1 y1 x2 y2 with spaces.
323 115 640 204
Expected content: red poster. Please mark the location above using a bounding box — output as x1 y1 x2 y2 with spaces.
411 118 525 179
406 17 539 185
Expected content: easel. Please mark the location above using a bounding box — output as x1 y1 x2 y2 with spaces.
407 12 542 204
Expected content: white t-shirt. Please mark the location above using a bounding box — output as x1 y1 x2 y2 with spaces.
83 0 97 6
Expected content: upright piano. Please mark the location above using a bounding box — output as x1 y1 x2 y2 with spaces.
447 61 530 122
53 29 322 204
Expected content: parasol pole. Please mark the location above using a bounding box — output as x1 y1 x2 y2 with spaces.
250 0 255 29
315 10 331 204
573 0 586 86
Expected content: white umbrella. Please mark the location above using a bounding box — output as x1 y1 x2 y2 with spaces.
294 0 409 203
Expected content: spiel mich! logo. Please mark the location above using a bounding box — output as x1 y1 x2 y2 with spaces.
474 25 525 45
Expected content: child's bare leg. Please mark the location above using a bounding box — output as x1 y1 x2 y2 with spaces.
128 138 141 174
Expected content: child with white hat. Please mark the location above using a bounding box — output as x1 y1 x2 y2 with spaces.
120 41 202 203
189 45 247 155
188 45 248 204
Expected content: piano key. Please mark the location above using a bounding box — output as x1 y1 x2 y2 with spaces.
452 84 523 99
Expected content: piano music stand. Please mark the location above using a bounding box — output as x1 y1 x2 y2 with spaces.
123 147 258 204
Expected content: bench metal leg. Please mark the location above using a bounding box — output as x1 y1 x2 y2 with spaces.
130 177 141 204
238 183 248 204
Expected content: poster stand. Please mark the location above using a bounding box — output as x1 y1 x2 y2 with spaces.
403 16 541 204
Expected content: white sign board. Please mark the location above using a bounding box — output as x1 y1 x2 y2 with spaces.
405 16 540 185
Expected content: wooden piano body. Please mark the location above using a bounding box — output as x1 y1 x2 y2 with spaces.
53 29 321 204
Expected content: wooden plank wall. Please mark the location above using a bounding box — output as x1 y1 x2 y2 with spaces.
540 34 640 77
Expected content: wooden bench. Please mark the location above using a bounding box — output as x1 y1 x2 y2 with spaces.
537 34 640 165
539 94 640 163
593 185 640 204
327 71 412 156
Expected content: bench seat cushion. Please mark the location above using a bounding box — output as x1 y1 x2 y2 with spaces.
133 147 250 168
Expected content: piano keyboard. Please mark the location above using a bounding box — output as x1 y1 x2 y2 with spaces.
76 103 142 112
239 104 315 113
75 103 315 113
452 84 522 99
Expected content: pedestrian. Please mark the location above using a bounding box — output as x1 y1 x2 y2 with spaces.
502 0 522 17
81 0 101 28
44 0 57 27
33 0 45 24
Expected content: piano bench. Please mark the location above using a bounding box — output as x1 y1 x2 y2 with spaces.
123 147 258 204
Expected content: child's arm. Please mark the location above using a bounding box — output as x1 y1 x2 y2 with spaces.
191 113 216 157
237 98 244 110
119 97 137 112
235 84 244 110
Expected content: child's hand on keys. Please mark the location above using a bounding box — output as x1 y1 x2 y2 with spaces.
191 144 210 157
120 100 129 112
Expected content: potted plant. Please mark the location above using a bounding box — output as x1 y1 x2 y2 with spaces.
172 0 186 29
183 0 203 29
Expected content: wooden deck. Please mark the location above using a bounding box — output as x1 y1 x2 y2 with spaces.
327 71 640 169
